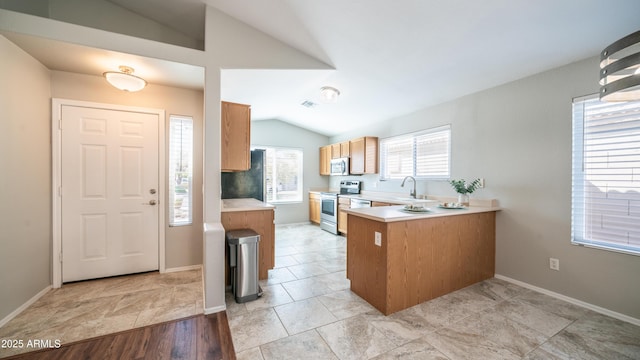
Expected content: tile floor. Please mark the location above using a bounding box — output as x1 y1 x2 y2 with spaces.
228 223 640 360
0 269 202 358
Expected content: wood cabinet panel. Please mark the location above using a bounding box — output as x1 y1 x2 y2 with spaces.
221 209 275 280
371 201 391 207
331 143 341 159
319 145 331 175
337 197 350 234
340 141 350 157
309 192 321 224
221 101 251 172
350 136 378 174
347 211 496 315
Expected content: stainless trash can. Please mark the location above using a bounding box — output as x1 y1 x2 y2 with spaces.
226 229 262 303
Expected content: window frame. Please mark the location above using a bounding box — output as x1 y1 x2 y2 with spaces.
255 145 304 204
571 95 640 256
168 115 193 227
379 124 451 180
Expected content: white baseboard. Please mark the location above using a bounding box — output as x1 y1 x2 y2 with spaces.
204 305 226 315
495 274 640 327
163 264 202 273
0 286 51 328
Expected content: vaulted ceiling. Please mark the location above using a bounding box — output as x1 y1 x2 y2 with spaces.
6 0 640 136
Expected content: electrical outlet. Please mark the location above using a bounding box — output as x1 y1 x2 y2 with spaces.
549 258 560 271
374 232 382 246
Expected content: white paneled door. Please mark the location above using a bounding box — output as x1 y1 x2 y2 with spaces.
61 105 159 282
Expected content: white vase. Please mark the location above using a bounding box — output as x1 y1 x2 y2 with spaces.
457 193 469 206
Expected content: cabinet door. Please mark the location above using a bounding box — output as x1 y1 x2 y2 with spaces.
340 141 350 157
338 206 348 234
372 201 391 207
319 146 331 175
331 143 341 159
309 193 321 223
350 137 378 174
221 101 251 171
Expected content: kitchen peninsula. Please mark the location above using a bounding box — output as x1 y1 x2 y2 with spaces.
345 201 500 315
221 198 275 280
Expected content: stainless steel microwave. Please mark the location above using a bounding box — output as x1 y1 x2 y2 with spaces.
330 157 349 176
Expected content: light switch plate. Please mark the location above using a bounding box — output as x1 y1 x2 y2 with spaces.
374 232 382 246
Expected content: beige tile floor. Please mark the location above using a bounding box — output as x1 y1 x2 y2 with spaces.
0 269 202 358
229 223 640 360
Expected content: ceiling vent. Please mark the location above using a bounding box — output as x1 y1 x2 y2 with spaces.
300 100 318 108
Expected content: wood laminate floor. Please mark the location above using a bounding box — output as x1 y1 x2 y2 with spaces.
3 313 235 360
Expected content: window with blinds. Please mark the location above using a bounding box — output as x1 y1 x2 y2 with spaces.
379 125 451 180
572 96 640 255
168 115 193 226
261 146 303 203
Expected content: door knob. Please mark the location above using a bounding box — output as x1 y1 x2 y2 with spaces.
142 200 157 205
149 189 157 194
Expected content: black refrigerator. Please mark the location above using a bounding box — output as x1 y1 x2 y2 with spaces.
221 149 266 201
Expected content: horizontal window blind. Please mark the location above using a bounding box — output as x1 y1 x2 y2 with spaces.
169 116 193 226
380 125 451 180
572 96 640 255
262 146 303 203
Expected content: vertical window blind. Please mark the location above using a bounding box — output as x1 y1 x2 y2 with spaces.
572 96 640 255
168 116 193 226
380 125 451 180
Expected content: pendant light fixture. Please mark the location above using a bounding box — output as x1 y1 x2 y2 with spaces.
599 30 640 102
319 86 340 103
103 65 147 92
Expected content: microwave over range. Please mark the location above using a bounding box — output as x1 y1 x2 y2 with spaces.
330 157 349 176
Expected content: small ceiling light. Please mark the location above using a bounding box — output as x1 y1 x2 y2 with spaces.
599 30 640 102
103 65 147 92
320 86 340 103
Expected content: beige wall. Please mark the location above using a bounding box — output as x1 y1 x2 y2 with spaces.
50 70 205 269
0 35 52 321
332 56 640 320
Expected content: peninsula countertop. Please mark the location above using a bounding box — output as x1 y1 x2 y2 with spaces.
221 198 275 212
344 204 500 223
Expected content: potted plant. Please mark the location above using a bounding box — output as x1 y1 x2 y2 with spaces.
449 178 481 206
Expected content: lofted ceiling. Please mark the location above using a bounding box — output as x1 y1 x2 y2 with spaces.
4 0 640 136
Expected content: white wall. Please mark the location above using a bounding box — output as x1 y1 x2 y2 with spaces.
251 119 330 224
0 35 52 321
332 56 640 320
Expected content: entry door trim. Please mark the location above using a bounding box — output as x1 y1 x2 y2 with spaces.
52 98 166 288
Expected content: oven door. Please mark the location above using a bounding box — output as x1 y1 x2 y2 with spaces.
321 195 337 220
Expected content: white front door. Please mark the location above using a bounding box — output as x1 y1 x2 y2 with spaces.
61 105 159 282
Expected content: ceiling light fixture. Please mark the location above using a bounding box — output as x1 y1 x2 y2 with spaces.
103 65 147 92
599 30 640 102
320 86 340 103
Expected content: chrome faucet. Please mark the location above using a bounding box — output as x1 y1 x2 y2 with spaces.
401 176 416 198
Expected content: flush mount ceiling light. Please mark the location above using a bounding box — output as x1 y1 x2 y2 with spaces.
600 30 640 102
103 65 147 92
319 86 340 103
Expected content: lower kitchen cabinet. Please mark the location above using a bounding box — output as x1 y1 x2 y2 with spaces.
338 196 351 234
221 209 274 280
309 192 321 224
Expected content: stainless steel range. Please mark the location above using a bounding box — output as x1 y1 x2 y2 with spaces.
320 180 361 234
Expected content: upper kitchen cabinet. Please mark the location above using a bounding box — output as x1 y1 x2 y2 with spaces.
320 145 331 175
331 143 341 159
340 141 350 157
350 136 378 174
221 101 251 172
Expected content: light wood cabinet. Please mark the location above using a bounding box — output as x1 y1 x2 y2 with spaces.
331 143 341 159
340 141 350 157
221 209 275 280
319 145 331 175
350 136 378 174
338 196 351 234
221 101 251 172
371 201 391 207
309 192 321 224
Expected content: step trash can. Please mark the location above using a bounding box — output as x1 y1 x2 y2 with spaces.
226 229 263 303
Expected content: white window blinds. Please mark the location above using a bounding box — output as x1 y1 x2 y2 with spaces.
261 147 303 203
169 116 193 226
380 125 451 180
572 96 640 255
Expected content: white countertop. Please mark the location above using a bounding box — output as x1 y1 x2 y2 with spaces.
344 204 500 223
221 198 275 212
